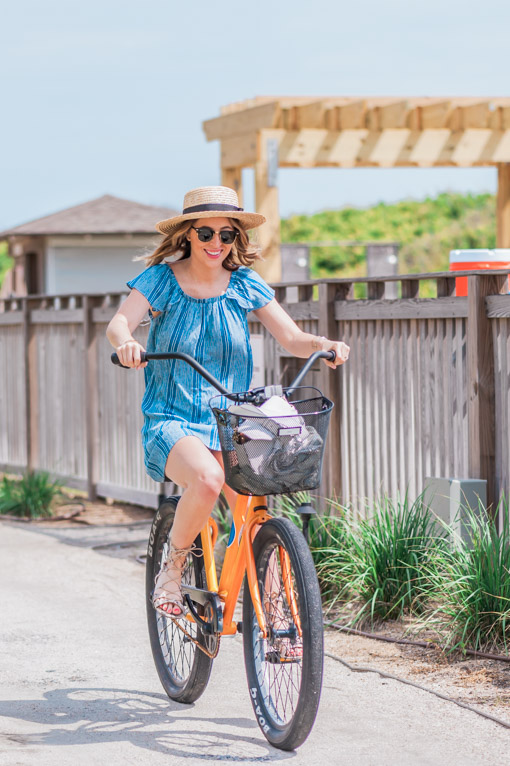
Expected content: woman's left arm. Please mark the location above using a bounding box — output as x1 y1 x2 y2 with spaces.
253 299 350 369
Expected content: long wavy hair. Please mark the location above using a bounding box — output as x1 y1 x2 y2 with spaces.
139 220 261 271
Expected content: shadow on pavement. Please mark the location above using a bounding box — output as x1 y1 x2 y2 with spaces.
0 687 295 761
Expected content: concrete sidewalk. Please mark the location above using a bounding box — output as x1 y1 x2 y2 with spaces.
0 522 508 765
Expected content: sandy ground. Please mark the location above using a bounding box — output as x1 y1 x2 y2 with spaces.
1 504 510 764
325 630 510 725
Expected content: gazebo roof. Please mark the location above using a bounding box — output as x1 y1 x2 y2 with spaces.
203 96 510 167
0 194 178 237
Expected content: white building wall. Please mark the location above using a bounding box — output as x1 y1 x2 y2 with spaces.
45 236 156 294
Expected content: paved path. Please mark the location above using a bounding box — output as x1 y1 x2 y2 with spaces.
1 522 509 765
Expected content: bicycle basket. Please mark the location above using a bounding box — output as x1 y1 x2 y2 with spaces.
210 386 333 496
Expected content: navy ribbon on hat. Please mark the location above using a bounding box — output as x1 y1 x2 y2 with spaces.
182 203 244 214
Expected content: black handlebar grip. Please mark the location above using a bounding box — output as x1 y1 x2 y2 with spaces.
326 350 336 362
111 351 148 368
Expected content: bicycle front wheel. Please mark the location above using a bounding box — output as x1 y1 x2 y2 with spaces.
242 517 324 750
146 497 213 703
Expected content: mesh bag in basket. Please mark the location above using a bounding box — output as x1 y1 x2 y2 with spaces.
210 386 333 496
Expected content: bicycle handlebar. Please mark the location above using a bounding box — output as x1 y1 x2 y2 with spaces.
111 349 336 395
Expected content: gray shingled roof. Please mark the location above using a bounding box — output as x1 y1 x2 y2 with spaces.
0 194 179 236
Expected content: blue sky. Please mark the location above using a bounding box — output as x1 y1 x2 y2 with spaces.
2 0 509 229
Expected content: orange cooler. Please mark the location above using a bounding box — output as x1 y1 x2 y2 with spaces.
449 249 510 296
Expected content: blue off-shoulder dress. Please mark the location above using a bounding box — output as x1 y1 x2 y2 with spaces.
126 263 275 482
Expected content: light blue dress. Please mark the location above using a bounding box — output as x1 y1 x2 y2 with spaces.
126 263 275 482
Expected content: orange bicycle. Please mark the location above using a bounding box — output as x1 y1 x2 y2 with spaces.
112 349 334 750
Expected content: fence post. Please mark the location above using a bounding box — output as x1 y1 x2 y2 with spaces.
319 282 342 502
83 296 97 500
467 273 507 512
22 297 38 472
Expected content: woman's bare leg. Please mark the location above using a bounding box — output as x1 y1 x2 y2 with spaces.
153 436 224 615
164 436 225 548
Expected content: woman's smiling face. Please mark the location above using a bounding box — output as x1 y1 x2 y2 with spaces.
188 217 236 267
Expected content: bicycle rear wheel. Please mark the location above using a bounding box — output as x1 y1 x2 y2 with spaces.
146 497 213 703
242 517 324 750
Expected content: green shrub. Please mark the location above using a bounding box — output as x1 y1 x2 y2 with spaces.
332 494 439 624
276 493 351 607
425 501 510 653
281 191 495 280
0 242 13 288
0 471 62 518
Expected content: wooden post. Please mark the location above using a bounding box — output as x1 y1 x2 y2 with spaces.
467 273 507 512
83 296 97 500
319 283 342 501
254 132 281 284
221 167 243 206
497 164 510 248
22 297 38 472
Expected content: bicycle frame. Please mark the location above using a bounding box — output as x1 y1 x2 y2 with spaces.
111 347 335 638
199 494 272 637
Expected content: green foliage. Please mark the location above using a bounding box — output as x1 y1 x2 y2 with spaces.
281 192 496 279
279 493 440 623
330 494 439 623
425 501 510 653
276 493 350 606
277 489 510 652
0 471 62 518
0 242 13 289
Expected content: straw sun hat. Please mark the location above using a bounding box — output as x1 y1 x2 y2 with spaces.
156 186 266 236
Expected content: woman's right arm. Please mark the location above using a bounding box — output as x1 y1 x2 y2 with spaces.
106 288 151 368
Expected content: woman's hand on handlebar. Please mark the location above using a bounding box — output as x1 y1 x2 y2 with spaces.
322 339 350 369
116 340 147 369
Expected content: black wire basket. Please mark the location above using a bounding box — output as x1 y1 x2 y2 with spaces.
210 386 333 496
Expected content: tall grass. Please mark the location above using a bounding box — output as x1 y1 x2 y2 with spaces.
278 491 510 652
278 493 440 624
331 494 439 624
276 493 350 607
0 471 62 518
426 501 510 652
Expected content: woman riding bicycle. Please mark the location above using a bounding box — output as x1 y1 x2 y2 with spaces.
106 185 350 619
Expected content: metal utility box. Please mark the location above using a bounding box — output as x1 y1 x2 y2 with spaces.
423 477 486 544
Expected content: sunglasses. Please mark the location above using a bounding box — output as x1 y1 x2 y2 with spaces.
191 226 238 245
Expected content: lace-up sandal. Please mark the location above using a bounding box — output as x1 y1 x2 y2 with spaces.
152 543 194 618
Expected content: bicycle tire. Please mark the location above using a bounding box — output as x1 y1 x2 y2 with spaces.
242 517 324 750
146 497 213 703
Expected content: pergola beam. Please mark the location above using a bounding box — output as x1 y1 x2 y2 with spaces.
203 100 281 141
205 96 510 281
252 128 510 168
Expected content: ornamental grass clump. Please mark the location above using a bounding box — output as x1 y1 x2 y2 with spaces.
277 493 351 606
0 471 62 519
338 494 439 624
426 500 510 653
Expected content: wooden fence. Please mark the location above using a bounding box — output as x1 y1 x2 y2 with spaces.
1 270 510 513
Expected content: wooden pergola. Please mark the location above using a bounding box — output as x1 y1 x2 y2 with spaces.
203 97 510 282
